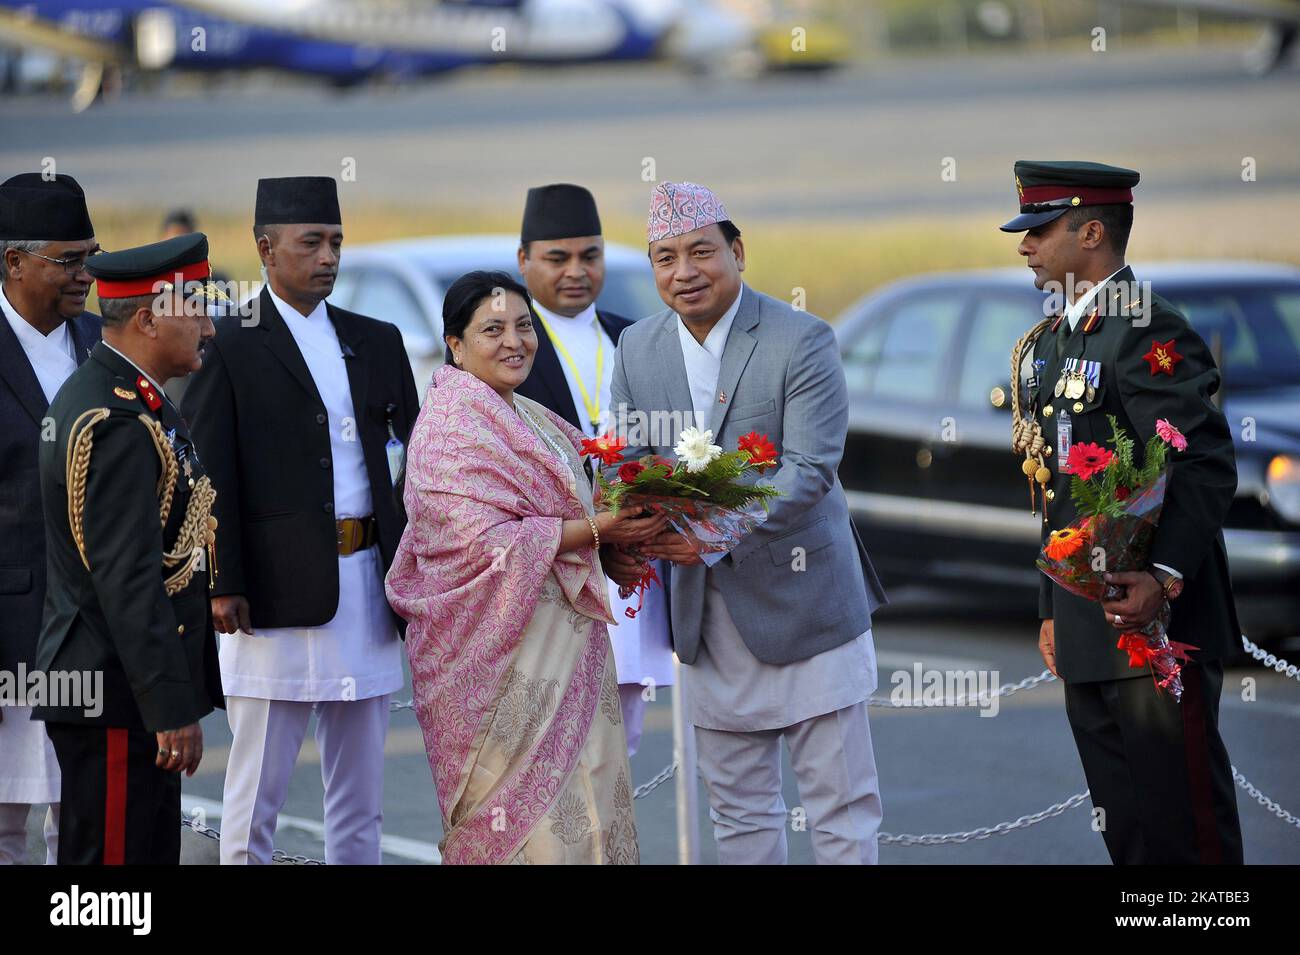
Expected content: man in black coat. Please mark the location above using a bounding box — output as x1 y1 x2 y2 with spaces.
34 232 224 864
513 183 633 431
182 176 419 864
0 173 101 865
511 183 673 759
1003 160 1242 864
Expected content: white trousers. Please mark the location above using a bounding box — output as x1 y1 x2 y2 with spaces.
0 803 58 865
220 694 389 865
618 684 647 758
694 700 882 865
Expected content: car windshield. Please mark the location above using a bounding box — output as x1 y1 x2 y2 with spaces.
433 265 662 322
1162 285 1300 390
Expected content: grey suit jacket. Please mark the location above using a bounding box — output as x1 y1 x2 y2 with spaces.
610 285 886 666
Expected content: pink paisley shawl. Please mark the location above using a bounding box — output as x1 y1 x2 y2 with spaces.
385 364 617 864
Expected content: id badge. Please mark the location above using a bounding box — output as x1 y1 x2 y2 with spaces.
385 437 405 486
382 405 405 486
1055 410 1073 473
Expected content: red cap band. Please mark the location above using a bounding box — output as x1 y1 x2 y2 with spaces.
1019 185 1133 208
94 260 211 298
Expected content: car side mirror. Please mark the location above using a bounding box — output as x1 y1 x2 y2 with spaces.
989 383 1012 411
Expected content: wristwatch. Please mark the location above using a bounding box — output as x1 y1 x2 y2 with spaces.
1151 568 1184 601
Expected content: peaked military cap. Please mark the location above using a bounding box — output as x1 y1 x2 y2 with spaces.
87 232 225 302
1000 160 1140 232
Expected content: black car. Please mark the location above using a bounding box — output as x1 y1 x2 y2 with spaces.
834 262 1300 639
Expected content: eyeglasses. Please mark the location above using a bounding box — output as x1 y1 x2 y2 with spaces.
19 247 101 275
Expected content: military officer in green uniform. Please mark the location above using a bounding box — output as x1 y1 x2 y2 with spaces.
32 233 224 864
1001 161 1242 864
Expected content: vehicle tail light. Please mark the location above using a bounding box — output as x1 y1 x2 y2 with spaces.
1266 454 1300 524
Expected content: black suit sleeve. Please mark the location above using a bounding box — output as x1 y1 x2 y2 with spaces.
394 324 420 439
181 334 245 597
1116 305 1237 581
1038 569 1053 618
82 415 199 732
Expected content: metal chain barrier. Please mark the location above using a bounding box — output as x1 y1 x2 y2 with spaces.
181 760 1297 859
633 759 677 800
860 635 1294 710
876 766 1300 846
1239 634 1300 683
181 816 326 865
879 791 1092 846
867 669 1057 708
1233 766 1300 829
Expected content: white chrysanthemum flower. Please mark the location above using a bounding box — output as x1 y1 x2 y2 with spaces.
675 427 723 473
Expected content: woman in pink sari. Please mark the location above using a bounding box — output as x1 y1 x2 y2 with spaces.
386 271 665 865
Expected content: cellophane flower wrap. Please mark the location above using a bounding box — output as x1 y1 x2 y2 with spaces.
1037 415 1196 699
580 427 781 617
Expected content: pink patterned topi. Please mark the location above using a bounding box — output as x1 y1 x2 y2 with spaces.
647 181 729 244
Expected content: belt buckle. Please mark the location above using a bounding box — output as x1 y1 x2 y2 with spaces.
337 516 371 557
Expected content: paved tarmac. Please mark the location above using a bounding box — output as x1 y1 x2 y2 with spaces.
25 590 1297 865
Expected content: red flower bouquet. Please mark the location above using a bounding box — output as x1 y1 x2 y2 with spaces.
581 427 782 617
1037 415 1195 699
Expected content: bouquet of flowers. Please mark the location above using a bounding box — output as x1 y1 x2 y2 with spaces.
580 426 782 617
1038 416 1196 699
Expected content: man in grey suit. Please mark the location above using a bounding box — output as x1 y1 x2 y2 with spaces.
607 182 888 864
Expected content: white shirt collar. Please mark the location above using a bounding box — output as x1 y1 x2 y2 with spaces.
1065 266 1125 331
1 286 75 361
101 340 167 396
532 299 597 328
266 283 328 324
676 285 743 361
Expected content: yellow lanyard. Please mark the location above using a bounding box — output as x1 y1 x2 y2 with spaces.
533 309 604 431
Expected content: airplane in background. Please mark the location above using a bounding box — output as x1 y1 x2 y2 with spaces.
3 0 1292 113
0 0 764 109
193 0 1299 76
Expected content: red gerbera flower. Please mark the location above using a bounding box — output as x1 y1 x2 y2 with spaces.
737 431 778 471
579 431 627 466
1066 442 1114 481
617 460 645 483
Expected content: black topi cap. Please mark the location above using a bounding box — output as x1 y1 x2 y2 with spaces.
254 176 341 226
0 173 95 241
521 183 602 244
87 232 225 302
1000 160 1140 233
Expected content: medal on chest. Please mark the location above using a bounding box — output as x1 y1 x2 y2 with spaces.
1059 358 1101 403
